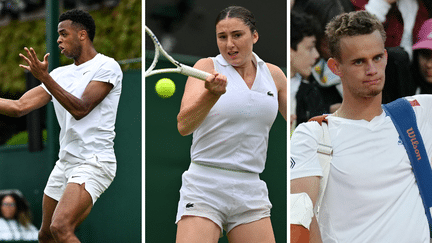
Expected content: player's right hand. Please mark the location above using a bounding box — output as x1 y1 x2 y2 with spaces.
19 47 50 82
205 73 227 96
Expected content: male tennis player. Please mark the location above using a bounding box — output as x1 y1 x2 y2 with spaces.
291 10 432 242
0 9 122 243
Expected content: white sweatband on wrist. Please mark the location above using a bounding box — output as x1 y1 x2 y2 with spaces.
290 192 314 229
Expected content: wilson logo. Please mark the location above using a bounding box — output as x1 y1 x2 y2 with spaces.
407 127 421 160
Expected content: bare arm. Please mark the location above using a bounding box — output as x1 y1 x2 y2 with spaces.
266 63 287 121
19 47 113 120
45 79 113 120
0 86 51 117
177 58 227 136
291 176 323 243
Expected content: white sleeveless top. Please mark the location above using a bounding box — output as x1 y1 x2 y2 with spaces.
190 53 278 173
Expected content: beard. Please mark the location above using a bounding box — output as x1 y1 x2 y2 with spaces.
357 84 384 99
365 78 385 98
345 77 385 100
64 44 82 60
363 82 384 97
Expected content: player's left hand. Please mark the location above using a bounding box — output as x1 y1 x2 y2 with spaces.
19 47 50 82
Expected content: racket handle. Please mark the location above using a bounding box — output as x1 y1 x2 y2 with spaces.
180 64 211 81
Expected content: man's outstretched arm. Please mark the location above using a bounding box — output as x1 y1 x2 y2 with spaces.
0 86 51 117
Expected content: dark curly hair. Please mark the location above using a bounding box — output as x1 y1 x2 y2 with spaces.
59 9 96 42
290 10 320 51
0 190 33 228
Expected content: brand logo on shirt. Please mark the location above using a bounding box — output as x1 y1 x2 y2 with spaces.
407 127 421 161
409 99 420 107
267 91 274 97
290 157 296 169
83 70 90 75
186 203 194 208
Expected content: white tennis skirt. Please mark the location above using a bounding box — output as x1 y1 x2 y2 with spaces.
175 162 272 233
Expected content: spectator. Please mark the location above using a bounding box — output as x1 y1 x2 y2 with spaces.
381 45 417 103
294 0 420 105
380 17 432 103
292 0 349 116
291 10 331 130
352 0 432 59
0 190 38 241
412 18 432 94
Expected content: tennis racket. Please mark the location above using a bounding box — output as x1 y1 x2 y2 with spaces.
145 26 211 81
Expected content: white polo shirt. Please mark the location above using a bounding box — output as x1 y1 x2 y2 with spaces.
42 53 123 163
290 95 432 242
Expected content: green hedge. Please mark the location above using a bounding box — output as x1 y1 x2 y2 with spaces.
5 129 47 146
0 0 141 95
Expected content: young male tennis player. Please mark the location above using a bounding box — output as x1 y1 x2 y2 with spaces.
176 6 287 243
291 10 432 242
1 9 122 243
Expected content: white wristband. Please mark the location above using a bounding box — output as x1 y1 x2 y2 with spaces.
291 192 314 229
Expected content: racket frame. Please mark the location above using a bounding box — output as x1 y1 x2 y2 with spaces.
145 26 210 81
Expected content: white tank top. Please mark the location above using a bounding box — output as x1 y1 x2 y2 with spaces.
190 53 279 173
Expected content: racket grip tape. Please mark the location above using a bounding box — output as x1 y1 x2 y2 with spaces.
180 64 211 81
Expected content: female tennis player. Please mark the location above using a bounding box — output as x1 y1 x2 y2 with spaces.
175 6 287 243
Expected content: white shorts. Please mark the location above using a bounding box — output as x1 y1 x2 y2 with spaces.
175 162 272 233
44 155 116 204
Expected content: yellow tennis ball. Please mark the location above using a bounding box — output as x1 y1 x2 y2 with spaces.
155 78 175 98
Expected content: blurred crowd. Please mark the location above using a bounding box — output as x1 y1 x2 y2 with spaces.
290 0 432 131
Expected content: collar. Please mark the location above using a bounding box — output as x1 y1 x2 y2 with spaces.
214 52 262 67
